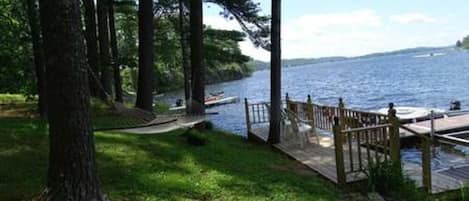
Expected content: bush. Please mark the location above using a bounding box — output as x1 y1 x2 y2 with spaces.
182 129 208 146
368 160 427 201
0 94 28 104
153 101 170 113
461 184 469 201
204 121 214 130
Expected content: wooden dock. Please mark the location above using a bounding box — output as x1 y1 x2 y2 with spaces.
250 127 465 194
404 114 469 134
251 127 366 183
245 98 469 195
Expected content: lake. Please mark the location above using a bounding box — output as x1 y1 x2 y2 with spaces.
159 48 469 136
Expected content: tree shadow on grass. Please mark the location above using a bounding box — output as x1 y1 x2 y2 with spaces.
95 131 207 200
0 118 48 201
96 130 341 201
0 117 341 201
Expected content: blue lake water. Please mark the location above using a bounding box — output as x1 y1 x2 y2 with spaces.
159 48 469 136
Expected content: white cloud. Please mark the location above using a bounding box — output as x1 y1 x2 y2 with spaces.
204 9 454 61
390 13 437 24
284 9 382 41
203 16 242 31
204 9 384 61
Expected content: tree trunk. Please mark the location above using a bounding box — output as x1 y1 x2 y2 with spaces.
97 0 113 100
268 0 281 144
26 0 47 117
179 0 191 113
135 0 154 112
83 0 100 97
189 0 205 114
38 0 105 200
108 1 123 102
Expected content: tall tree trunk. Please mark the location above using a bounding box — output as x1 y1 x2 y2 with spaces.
135 0 154 111
268 0 281 144
97 0 113 100
38 0 105 200
179 0 191 113
83 0 100 97
189 0 205 114
108 1 123 102
26 0 47 117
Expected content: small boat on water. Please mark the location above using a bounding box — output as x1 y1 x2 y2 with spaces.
374 106 445 122
413 52 446 58
169 91 239 111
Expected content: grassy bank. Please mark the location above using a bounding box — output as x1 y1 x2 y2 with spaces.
0 115 345 201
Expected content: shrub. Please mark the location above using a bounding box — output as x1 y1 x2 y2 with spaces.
461 183 469 201
368 160 427 201
204 121 214 130
0 94 28 104
153 101 170 113
368 160 404 194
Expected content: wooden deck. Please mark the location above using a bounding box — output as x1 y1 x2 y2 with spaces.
250 126 466 194
404 114 469 134
251 127 376 183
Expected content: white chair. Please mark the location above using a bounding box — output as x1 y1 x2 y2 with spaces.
284 109 318 148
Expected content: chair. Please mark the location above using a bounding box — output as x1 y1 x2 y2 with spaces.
264 104 318 147
284 109 318 148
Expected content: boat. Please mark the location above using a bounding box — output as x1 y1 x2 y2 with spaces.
169 92 239 111
413 52 446 58
374 106 445 122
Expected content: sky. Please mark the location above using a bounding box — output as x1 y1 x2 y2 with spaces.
203 0 469 61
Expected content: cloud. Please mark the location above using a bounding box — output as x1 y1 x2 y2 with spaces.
203 15 242 31
204 9 453 61
390 13 437 24
293 9 382 29
204 9 384 61
283 9 382 41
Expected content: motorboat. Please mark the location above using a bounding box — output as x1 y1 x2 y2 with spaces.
375 106 445 122
169 91 239 111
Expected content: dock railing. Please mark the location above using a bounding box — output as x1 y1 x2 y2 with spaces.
332 104 401 185
244 99 270 132
245 95 403 186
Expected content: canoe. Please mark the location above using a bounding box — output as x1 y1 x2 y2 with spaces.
169 96 240 111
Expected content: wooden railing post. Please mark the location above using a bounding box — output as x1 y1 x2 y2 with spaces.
333 116 346 185
307 95 315 127
338 98 345 130
244 98 252 137
388 103 401 165
422 136 432 193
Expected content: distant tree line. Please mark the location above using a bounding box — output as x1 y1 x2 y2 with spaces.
456 35 469 49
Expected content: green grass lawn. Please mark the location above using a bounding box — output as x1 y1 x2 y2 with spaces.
0 117 344 201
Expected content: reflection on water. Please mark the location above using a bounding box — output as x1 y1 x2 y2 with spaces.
158 48 469 136
401 147 469 171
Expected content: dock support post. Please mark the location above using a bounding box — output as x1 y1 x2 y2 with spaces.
388 103 401 165
244 98 252 140
422 136 432 193
333 117 346 185
306 95 315 127
338 98 345 131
